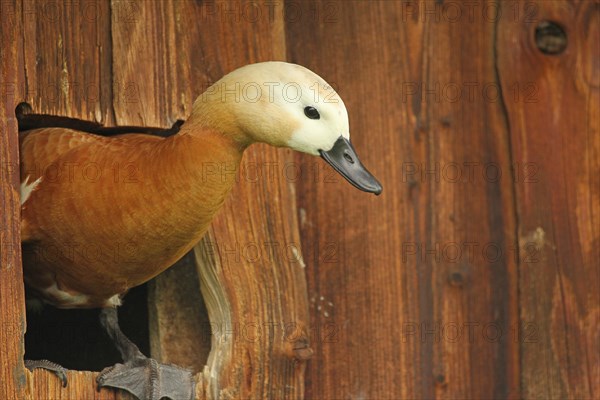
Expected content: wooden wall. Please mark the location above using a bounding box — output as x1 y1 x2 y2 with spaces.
288 1 599 398
1 1 598 399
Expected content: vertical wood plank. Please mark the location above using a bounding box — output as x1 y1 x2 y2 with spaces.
286 1 520 398
21 0 114 124
0 0 28 397
498 1 599 398
194 149 310 398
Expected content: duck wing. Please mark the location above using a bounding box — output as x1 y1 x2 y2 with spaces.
19 128 110 241
20 128 109 184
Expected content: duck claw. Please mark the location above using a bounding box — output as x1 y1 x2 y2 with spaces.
97 357 194 400
25 359 68 387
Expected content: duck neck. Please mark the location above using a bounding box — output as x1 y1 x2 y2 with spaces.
170 122 246 207
181 93 252 147
150 94 258 235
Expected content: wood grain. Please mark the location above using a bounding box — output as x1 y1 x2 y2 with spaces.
286 1 520 398
28 370 132 399
0 0 28 398
498 1 599 398
20 0 114 124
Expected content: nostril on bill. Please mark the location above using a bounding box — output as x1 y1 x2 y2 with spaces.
343 152 354 164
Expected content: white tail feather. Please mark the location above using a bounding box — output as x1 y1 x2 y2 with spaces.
20 176 42 206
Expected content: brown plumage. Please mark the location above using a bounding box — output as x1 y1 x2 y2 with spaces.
21 127 242 308
20 61 381 310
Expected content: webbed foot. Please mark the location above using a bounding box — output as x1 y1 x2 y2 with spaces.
97 356 193 400
25 359 68 387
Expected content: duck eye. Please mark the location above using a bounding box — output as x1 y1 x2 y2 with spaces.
304 106 320 120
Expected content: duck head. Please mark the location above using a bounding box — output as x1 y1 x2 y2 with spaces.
196 61 382 195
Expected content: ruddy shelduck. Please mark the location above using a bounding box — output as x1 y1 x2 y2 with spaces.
20 61 382 399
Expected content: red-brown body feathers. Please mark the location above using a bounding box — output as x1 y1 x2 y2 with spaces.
21 126 243 308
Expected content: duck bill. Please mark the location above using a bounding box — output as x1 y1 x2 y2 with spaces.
319 136 383 195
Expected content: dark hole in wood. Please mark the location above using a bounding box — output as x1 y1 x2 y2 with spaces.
535 21 567 55
16 102 184 137
435 374 446 385
16 103 189 371
25 285 149 371
449 271 464 286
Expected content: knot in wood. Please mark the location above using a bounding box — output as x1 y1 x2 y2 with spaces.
535 21 567 55
290 337 313 361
